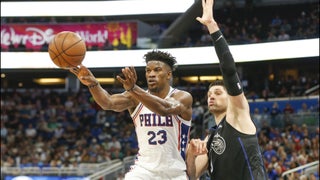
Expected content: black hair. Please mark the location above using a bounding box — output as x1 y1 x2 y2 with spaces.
143 49 177 71
208 79 225 89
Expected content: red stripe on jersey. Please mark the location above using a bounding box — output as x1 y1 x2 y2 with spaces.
174 115 181 151
132 103 144 126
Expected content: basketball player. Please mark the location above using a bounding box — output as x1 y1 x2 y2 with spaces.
185 0 268 179
70 50 193 180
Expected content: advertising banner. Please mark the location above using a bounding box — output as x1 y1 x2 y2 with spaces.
1 22 138 51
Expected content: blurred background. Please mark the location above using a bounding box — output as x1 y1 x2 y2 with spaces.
1 0 319 179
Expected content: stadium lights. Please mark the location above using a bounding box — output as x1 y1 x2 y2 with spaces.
1 38 319 69
33 77 115 85
1 0 195 17
182 76 223 83
33 78 65 85
96 78 115 84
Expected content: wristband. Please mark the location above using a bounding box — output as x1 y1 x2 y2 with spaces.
210 30 224 43
88 82 99 89
126 85 136 92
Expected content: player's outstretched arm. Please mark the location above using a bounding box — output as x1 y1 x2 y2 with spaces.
198 0 255 134
70 65 136 112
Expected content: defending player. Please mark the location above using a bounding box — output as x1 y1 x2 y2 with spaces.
70 50 193 180
186 0 268 179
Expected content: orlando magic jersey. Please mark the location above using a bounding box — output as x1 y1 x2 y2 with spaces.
206 117 268 180
130 87 191 176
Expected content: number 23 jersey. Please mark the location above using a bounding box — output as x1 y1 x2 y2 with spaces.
130 87 191 174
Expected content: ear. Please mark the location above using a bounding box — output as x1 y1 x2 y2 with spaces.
167 71 172 80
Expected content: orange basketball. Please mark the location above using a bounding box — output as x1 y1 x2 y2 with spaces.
48 31 86 69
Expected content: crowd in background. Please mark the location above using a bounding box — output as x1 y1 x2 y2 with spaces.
0 89 138 168
1 85 319 179
1 1 319 180
176 1 319 47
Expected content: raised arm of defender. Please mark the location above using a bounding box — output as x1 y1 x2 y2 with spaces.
199 0 254 134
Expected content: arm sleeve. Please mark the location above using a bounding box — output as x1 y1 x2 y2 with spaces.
211 30 243 96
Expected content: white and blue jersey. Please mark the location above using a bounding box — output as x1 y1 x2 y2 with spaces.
127 87 191 179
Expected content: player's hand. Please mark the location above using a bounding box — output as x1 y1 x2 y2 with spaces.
196 0 216 26
69 65 98 86
116 66 137 91
188 138 208 156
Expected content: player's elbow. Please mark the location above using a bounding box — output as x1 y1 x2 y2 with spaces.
101 103 128 112
99 101 119 112
100 104 113 111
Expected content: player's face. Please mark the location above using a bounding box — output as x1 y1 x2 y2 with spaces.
145 61 171 92
207 85 228 114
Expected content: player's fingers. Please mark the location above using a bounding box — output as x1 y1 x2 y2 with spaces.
69 67 79 75
193 139 201 153
200 142 207 153
130 67 137 79
69 68 76 74
196 17 203 23
126 67 134 80
122 68 130 80
189 139 197 151
197 143 205 154
116 75 125 83
196 141 201 153
125 67 132 79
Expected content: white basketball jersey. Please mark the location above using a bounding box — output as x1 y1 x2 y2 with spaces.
130 87 191 175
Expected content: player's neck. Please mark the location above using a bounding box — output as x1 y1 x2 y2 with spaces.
213 112 226 125
149 85 170 99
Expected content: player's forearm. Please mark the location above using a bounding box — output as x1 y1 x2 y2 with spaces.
88 83 113 109
206 21 220 34
127 85 180 116
88 83 130 112
211 30 243 96
186 153 198 180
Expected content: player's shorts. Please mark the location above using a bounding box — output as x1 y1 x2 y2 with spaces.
124 164 188 180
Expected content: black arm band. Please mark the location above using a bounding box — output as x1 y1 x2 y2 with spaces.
211 31 243 96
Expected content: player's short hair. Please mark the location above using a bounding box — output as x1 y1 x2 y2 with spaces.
144 49 177 71
209 79 225 89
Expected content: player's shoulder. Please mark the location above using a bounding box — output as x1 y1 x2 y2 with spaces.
173 88 192 97
171 89 193 105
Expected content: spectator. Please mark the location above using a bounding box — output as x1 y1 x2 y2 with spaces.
264 143 278 164
252 107 263 131
278 29 291 41
283 103 295 127
96 110 107 125
267 31 278 42
25 123 37 138
270 15 282 29
108 137 122 152
53 124 64 139
270 102 281 127
0 121 8 139
283 103 295 114
297 103 311 115
192 101 205 124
